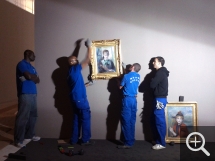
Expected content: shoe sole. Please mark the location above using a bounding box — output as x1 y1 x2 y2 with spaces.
15 144 26 148
32 138 41 141
152 147 166 150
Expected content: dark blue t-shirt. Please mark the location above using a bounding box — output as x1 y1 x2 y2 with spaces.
16 59 38 96
68 64 87 101
120 72 140 96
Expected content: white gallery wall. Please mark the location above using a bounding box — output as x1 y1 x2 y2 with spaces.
35 0 215 140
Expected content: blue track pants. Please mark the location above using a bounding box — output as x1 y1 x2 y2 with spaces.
70 99 91 144
151 97 167 146
121 96 137 146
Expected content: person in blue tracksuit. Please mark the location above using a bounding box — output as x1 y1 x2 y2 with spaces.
67 39 94 146
150 56 169 150
117 63 141 149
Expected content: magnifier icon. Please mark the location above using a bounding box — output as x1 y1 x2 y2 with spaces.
186 132 210 156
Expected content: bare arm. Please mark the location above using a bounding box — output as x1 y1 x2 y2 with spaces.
81 46 92 69
23 71 40 84
169 127 177 136
81 39 92 69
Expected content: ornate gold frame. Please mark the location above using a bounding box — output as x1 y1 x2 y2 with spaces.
165 102 198 143
90 39 123 80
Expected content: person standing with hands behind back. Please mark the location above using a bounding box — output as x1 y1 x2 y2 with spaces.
14 50 40 148
67 39 94 146
117 63 141 149
150 56 169 150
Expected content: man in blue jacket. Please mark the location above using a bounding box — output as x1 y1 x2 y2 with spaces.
150 56 169 150
117 63 141 149
67 39 94 146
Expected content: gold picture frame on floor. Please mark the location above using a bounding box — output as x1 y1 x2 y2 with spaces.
165 102 198 143
90 39 123 80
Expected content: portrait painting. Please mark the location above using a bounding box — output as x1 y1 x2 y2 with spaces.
96 46 116 73
90 39 123 80
165 102 198 143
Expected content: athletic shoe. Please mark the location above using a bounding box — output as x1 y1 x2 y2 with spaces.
152 144 166 150
32 136 41 141
117 145 132 149
81 140 95 146
15 143 26 148
23 139 32 144
24 136 41 142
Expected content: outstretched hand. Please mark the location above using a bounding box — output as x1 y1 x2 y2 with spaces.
85 39 92 48
122 62 126 69
85 80 94 87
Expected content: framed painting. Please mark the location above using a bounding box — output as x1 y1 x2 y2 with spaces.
165 102 198 143
90 39 123 80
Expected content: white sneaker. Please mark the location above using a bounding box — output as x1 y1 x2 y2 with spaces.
152 144 166 150
24 136 41 142
23 139 32 144
15 143 26 148
32 136 41 141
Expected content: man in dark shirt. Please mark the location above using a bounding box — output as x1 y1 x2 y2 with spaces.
150 56 169 150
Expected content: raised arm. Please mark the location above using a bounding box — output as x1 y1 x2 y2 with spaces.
81 39 92 69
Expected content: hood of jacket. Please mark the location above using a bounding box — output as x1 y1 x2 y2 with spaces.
159 67 169 77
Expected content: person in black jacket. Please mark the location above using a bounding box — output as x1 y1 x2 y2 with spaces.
150 56 169 150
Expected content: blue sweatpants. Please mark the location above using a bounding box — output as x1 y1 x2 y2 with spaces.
70 99 91 144
121 96 137 146
151 98 167 146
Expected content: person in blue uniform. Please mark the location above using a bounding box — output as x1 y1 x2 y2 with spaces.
14 50 40 148
117 63 141 149
67 39 94 146
150 56 169 150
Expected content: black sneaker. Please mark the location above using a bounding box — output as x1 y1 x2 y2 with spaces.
81 141 95 146
117 145 132 149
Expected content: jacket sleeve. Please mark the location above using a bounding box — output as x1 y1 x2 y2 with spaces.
150 70 164 88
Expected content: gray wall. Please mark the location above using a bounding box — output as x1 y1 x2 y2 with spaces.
35 0 215 140
0 1 34 106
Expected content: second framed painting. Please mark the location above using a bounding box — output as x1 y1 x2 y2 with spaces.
90 39 123 80
165 102 198 143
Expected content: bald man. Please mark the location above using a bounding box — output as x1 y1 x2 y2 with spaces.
67 39 94 146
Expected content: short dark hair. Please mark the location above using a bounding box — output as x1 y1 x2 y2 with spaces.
103 50 109 56
24 49 34 57
133 63 141 72
156 56 165 66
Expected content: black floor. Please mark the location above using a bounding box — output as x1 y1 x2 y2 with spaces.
5 139 181 161
5 138 215 161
